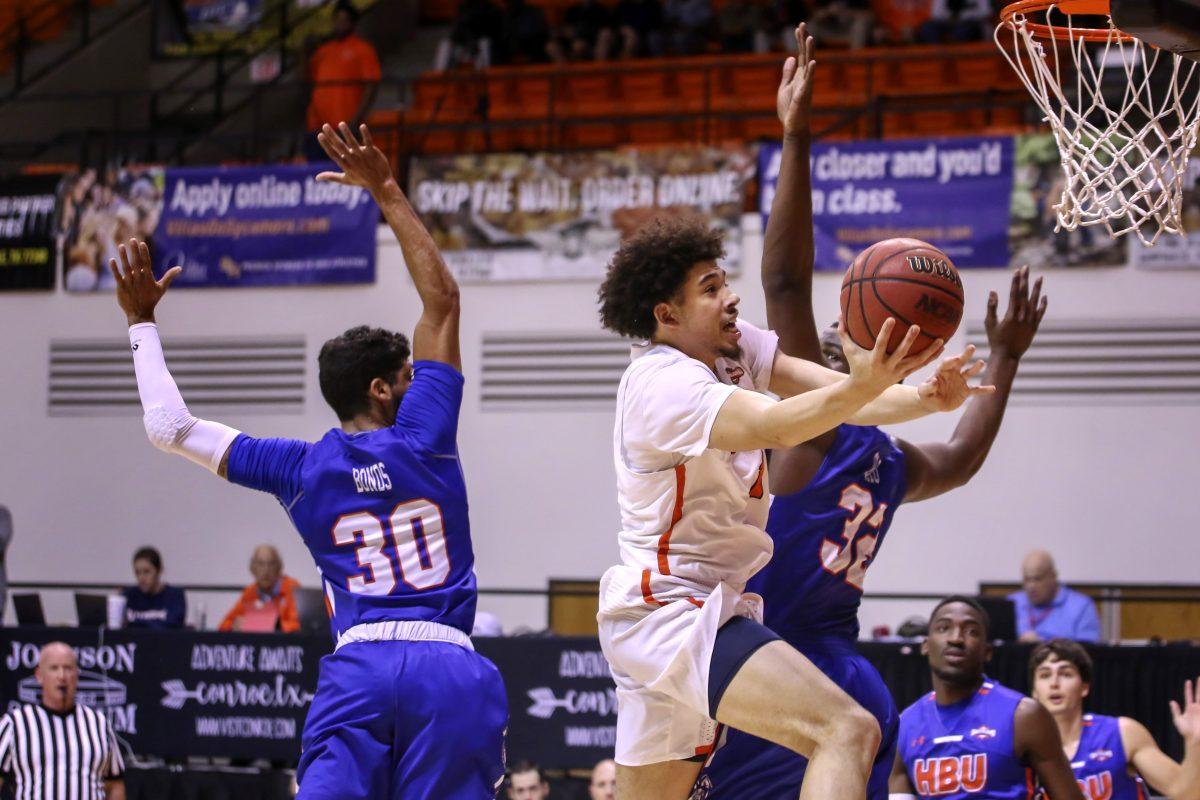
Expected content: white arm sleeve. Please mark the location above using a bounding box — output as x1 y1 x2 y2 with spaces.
888 795 917 800
128 323 240 474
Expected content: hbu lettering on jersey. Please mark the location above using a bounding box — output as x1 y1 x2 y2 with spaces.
1078 772 1113 800
913 754 987 795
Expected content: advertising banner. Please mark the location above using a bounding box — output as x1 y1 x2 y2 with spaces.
60 164 376 291
759 136 1014 271
0 628 324 760
0 174 60 291
408 145 757 282
154 0 372 58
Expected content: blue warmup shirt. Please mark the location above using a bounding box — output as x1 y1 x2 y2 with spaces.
899 679 1033 799
121 584 186 629
226 360 477 638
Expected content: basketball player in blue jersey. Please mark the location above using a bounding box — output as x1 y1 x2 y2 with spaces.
109 123 507 799
694 25 1045 800
890 597 1082 799
1030 639 1200 800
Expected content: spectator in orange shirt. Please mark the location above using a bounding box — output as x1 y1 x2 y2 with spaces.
305 1 381 160
219 545 301 633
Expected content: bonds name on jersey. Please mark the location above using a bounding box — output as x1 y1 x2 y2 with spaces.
899 680 1034 799
749 424 907 642
602 319 778 613
1066 714 1146 800
225 360 476 638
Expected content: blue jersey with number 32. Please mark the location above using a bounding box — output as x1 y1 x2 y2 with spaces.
225 360 477 637
748 424 907 642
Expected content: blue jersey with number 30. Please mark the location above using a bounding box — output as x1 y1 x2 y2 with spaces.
226 360 477 638
748 424 907 642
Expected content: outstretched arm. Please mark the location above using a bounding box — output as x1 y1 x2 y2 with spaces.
769 322 990 425
712 319 945 451
899 266 1046 503
317 122 461 370
110 239 241 479
1124 678 1200 800
762 23 823 365
1014 698 1085 800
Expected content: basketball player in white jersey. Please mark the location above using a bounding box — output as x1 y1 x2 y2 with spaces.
596 217 991 799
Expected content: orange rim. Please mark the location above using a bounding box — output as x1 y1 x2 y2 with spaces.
999 0 1135 43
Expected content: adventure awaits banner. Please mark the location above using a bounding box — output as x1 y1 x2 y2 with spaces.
408 145 757 282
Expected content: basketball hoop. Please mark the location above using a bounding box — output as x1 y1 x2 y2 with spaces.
996 0 1200 245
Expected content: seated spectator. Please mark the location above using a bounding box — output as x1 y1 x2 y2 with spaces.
496 0 552 64
550 0 616 62
664 0 713 55
916 0 990 43
434 0 501 70
507 760 550 799
718 0 769 53
1009 549 1101 643
121 546 186 629
809 0 875 49
589 758 616 800
219 545 301 633
614 0 664 58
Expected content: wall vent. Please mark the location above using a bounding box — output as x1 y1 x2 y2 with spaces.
966 319 1200 403
481 332 629 411
48 337 306 416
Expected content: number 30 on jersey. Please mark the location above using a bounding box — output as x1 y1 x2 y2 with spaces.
820 484 886 591
332 500 451 594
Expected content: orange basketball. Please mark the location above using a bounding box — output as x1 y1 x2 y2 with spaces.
839 238 965 353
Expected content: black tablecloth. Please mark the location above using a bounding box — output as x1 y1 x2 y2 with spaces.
3 627 1196 768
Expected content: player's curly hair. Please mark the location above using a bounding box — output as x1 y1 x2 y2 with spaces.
318 325 411 421
1029 638 1094 686
597 216 726 340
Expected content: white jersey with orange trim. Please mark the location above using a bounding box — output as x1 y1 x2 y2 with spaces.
602 318 778 618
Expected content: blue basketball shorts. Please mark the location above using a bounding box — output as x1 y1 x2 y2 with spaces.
693 637 898 800
297 639 508 800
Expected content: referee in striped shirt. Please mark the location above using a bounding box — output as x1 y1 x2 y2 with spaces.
0 642 125 800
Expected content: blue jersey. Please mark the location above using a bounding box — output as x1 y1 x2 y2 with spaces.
1069 714 1146 800
749 424 907 642
899 680 1033 799
227 360 477 638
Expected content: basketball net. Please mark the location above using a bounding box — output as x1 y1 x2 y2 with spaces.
996 3 1200 246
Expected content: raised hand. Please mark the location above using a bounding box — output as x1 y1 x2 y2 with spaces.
917 344 995 412
987 265 1047 360
777 23 816 137
1171 677 1200 747
316 122 394 194
109 238 181 326
840 317 945 397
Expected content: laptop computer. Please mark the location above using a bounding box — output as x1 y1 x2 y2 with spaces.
977 595 1018 642
74 593 108 627
13 593 46 626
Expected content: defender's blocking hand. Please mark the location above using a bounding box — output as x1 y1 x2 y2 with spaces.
109 238 181 326
777 23 816 137
986 265 1047 360
316 122 395 194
